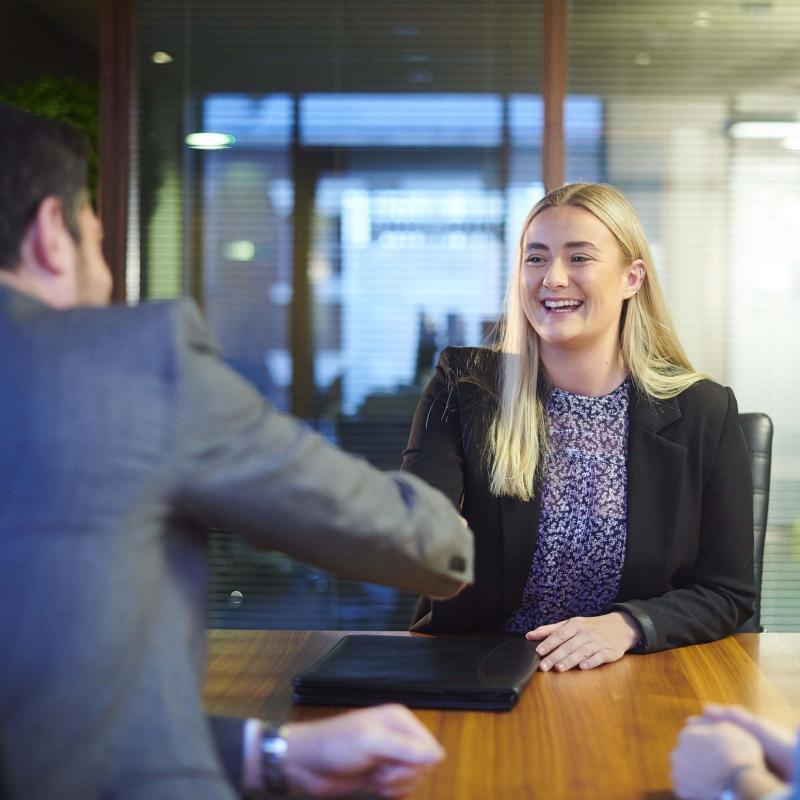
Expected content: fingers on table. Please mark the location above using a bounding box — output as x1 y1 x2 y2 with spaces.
525 619 570 642
537 631 614 672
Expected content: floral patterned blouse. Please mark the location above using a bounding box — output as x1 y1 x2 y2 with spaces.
503 378 631 633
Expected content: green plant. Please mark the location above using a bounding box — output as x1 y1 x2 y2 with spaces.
0 77 99 202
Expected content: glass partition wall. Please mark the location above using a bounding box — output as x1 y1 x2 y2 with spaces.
136 0 546 627
135 0 800 631
566 0 800 631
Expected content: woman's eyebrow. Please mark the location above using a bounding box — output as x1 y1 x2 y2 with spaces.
564 240 600 250
524 240 600 251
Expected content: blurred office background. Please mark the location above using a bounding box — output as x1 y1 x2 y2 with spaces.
2 0 799 631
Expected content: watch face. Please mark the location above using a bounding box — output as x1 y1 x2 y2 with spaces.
262 736 288 757
261 729 290 795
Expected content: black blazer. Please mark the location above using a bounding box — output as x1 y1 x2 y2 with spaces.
403 347 756 652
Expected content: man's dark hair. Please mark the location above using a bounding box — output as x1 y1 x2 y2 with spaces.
0 104 90 270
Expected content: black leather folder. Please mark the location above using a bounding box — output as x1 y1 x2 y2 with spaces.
292 634 540 711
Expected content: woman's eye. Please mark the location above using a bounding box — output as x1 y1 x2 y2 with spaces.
525 255 545 265
572 255 590 264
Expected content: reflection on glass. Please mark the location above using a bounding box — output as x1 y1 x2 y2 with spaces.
135 0 548 630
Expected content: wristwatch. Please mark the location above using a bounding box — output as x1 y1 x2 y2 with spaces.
260 724 290 796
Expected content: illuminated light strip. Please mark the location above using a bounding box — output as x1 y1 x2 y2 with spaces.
728 121 800 140
185 132 235 149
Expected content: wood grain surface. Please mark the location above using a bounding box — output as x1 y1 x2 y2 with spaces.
204 631 800 800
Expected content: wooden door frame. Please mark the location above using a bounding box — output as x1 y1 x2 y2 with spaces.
543 0 567 191
99 0 133 304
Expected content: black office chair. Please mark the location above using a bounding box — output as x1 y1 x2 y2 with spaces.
736 413 774 633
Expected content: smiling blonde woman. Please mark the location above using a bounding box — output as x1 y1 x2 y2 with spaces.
403 182 756 671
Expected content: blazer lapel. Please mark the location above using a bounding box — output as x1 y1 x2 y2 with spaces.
618 389 687 599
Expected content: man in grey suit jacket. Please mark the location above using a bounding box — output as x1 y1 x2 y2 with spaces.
0 105 473 799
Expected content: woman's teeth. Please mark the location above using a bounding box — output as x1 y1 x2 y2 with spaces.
543 299 583 312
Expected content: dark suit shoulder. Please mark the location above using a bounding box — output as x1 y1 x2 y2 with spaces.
673 380 739 444
636 379 739 469
674 378 733 413
438 346 499 385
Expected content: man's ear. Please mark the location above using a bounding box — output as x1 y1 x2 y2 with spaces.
27 196 74 276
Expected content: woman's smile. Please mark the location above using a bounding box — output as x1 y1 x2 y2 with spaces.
541 298 584 313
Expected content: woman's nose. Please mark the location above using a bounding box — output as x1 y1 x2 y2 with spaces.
542 258 569 289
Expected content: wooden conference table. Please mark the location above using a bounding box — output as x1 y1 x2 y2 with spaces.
204 631 800 799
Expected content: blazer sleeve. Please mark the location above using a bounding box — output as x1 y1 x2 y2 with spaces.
169 302 473 597
611 386 756 652
402 349 478 629
401 348 467 509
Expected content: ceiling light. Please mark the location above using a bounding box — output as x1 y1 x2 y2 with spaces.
696 10 712 19
635 52 651 66
728 121 800 139
693 17 711 27
224 240 256 261
185 132 235 150
151 51 173 64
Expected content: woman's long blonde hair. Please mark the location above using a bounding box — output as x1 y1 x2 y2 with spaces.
488 182 707 500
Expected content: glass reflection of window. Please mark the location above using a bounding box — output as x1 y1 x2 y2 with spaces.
300 94 503 147
197 92 602 422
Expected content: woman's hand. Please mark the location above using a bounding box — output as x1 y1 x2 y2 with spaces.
525 612 641 671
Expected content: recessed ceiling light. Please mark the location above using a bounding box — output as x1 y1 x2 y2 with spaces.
185 132 235 150
151 51 173 65
635 52 651 66
696 10 712 19
693 18 711 27
402 52 430 63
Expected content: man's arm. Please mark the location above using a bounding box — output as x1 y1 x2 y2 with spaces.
207 717 247 790
170 301 473 598
210 708 443 798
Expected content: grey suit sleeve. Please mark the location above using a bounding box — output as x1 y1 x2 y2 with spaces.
207 716 245 790
170 302 473 597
